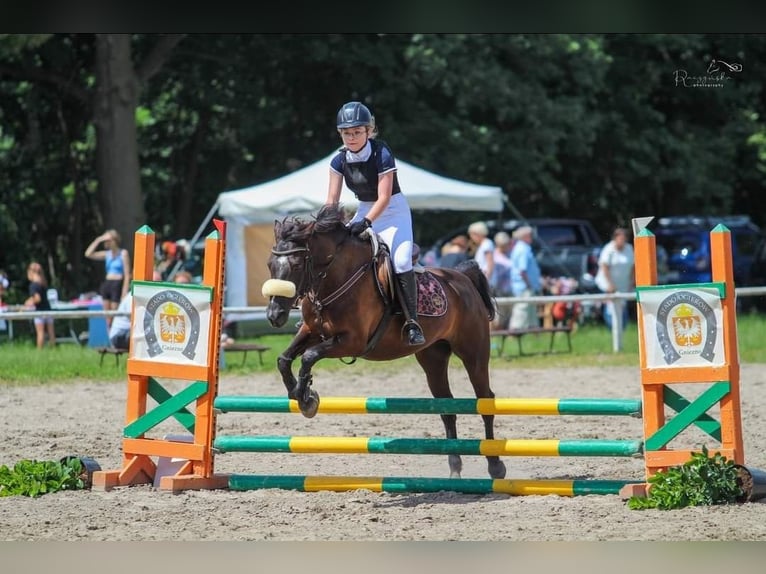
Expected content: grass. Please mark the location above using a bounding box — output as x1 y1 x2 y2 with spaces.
2 314 765 386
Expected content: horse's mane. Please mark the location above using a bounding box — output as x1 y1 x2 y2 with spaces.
278 204 347 243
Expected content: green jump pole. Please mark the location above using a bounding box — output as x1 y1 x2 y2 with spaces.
228 474 640 496
213 435 644 457
213 396 642 416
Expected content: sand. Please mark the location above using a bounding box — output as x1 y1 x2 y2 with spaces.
2 361 766 541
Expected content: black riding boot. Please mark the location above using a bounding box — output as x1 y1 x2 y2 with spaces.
395 270 426 346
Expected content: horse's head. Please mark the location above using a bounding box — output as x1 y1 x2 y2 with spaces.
263 204 349 327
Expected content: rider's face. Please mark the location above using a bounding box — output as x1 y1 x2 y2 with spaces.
339 127 368 152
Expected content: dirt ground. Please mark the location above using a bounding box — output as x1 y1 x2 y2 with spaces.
2 361 766 542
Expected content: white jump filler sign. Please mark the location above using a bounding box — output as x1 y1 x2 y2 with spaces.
130 281 213 367
638 285 725 369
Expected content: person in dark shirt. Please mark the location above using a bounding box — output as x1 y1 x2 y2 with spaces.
24 261 55 348
440 235 470 269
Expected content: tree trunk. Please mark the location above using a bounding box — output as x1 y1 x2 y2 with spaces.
93 34 146 256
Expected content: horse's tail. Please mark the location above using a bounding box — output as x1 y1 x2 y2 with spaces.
455 260 496 321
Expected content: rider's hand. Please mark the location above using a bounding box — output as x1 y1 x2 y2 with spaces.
348 217 372 236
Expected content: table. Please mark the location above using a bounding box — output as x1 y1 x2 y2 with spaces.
69 299 110 347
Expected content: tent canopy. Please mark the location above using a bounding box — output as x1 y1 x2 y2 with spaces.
217 152 504 221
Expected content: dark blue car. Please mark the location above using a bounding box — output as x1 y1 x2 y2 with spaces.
651 215 762 285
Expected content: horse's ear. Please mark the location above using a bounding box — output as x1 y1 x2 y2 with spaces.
273 219 282 239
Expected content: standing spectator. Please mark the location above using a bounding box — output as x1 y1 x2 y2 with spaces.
491 231 514 329
595 227 635 331
509 226 542 329
468 221 494 282
108 292 133 350
0 269 8 304
0 270 9 333
440 234 470 269
24 261 55 348
84 229 131 329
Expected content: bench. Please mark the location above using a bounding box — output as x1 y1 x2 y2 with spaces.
223 343 271 367
490 325 573 358
96 346 127 367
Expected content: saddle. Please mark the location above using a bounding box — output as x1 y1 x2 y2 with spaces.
363 230 446 318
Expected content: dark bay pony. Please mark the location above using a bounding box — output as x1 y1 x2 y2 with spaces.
263 204 506 479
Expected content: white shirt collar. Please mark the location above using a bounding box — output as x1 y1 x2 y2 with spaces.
345 140 372 163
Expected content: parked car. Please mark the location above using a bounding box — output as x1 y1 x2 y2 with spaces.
648 215 763 286
740 234 766 312
420 217 604 292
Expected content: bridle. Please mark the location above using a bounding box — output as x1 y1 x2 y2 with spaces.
270 230 374 313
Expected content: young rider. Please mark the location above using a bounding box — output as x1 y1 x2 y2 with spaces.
325 101 425 346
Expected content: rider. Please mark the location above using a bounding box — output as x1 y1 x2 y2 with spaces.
325 101 426 346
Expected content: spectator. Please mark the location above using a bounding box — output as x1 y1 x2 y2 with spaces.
0 270 9 333
108 292 133 350
85 229 131 329
0 269 8 305
156 241 182 281
24 261 55 349
468 221 494 281
173 270 193 284
440 235 470 269
509 226 542 329
595 227 635 331
491 231 514 329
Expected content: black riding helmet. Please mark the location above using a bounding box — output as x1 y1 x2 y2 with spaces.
336 101 372 129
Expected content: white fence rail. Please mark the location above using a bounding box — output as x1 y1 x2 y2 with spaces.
3 287 766 353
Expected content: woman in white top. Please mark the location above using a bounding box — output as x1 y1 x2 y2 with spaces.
595 227 635 330
468 221 494 282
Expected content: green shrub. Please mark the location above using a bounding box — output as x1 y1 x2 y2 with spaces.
0 457 86 497
628 445 744 510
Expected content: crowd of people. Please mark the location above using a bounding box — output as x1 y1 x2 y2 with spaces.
0 230 204 351
439 222 635 332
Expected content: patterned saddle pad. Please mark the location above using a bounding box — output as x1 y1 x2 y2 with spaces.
416 271 448 317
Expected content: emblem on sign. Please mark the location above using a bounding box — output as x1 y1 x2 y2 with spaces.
671 303 702 347
655 290 718 365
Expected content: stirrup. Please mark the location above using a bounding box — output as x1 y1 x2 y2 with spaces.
404 321 425 346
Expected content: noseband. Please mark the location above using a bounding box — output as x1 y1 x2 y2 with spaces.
270 244 312 301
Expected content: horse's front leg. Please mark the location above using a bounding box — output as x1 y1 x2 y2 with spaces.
277 328 311 400
293 335 343 418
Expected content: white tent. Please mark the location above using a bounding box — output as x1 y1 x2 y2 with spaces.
214 152 504 308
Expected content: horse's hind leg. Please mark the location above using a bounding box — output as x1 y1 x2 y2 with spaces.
415 342 463 479
454 344 507 480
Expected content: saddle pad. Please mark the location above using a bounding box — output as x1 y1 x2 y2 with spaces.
417 271 447 317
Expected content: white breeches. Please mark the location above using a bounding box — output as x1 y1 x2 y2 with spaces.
350 193 414 273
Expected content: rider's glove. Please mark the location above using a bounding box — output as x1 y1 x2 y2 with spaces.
348 217 372 236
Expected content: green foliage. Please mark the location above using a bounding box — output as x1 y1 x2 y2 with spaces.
628 446 744 510
0 457 85 498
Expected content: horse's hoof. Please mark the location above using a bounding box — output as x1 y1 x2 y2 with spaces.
488 460 507 480
450 471 462 479
299 390 320 418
